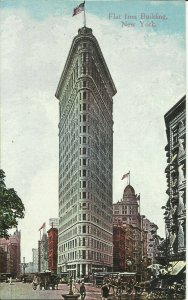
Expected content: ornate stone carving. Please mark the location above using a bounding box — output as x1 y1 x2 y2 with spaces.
178 220 185 249
178 191 185 215
178 164 185 185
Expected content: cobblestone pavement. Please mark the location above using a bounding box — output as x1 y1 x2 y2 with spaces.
0 282 149 300
1 282 185 300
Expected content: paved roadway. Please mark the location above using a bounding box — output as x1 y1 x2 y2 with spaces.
0 282 177 300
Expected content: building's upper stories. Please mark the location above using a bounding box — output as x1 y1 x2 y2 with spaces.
55 26 117 105
113 184 141 228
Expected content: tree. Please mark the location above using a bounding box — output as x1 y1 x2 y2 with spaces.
0 169 25 238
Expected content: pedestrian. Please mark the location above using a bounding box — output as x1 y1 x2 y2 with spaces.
80 282 86 300
101 283 109 300
108 277 115 295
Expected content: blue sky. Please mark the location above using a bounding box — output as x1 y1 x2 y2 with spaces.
0 0 185 36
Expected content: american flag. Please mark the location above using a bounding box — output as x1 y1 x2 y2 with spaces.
38 222 46 231
72 2 85 17
121 172 130 180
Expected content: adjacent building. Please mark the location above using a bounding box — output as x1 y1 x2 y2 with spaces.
0 246 8 273
143 218 159 262
32 248 38 273
38 232 48 272
164 95 186 262
56 26 117 277
48 227 58 273
113 225 126 272
0 229 21 277
113 185 142 272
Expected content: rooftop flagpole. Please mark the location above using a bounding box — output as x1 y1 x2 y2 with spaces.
84 0 86 27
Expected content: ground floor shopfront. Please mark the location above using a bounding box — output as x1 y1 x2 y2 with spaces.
58 262 112 278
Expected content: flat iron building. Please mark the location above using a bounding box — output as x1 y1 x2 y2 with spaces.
55 27 117 277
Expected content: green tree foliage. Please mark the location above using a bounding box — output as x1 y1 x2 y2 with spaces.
0 169 25 238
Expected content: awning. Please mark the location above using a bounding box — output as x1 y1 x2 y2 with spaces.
167 261 186 275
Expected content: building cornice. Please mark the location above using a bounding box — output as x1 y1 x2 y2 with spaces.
164 95 186 126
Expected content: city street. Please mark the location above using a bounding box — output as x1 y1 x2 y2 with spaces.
0 282 178 300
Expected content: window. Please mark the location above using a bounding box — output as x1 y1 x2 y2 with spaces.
83 192 86 198
82 250 86 259
83 137 86 143
83 81 86 87
83 181 86 188
83 225 86 233
83 115 86 122
83 148 86 154
83 103 86 111
83 126 86 133
83 53 86 62
83 170 86 176
83 91 86 99
83 214 86 221
83 159 86 165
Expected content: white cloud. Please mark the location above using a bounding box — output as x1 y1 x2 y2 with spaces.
1 8 185 260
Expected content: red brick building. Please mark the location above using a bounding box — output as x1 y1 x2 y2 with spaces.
0 229 21 277
0 247 7 273
113 225 126 271
47 227 58 273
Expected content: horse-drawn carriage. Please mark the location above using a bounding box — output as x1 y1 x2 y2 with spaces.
93 262 185 299
134 261 186 299
134 275 185 298
32 271 60 290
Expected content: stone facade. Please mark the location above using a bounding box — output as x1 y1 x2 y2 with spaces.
143 218 159 262
164 95 186 261
113 185 142 272
56 27 116 277
38 233 48 272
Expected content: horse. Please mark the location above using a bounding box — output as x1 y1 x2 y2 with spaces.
134 278 159 298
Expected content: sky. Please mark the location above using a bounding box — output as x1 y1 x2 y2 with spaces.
0 0 186 262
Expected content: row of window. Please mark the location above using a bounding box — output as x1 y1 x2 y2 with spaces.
59 250 112 263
